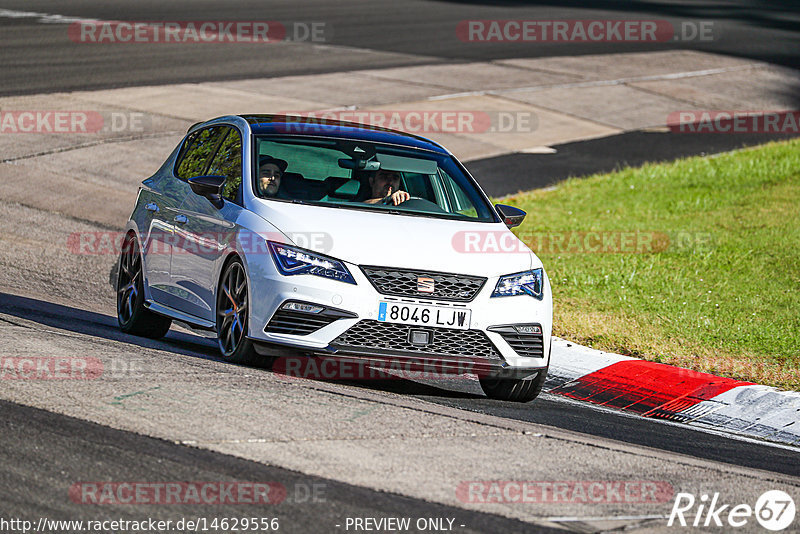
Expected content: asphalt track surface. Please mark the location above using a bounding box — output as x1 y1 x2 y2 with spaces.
0 0 799 95
1 1 799 531
0 399 551 534
1 292 797 480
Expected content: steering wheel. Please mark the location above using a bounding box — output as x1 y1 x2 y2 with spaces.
382 195 425 205
382 196 448 213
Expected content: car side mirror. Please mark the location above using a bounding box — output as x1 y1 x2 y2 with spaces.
188 175 226 209
495 204 526 228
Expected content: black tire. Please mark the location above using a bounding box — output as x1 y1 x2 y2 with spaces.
479 366 548 402
117 233 172 338
216 257 259 365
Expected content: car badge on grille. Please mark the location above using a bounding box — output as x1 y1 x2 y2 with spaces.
417 277 435 293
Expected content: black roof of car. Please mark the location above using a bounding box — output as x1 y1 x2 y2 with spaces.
238 114 450 154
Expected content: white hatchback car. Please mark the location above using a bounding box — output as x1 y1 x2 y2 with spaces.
117 115 552 401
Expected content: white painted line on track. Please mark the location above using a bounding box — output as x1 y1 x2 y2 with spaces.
0 8 97 24
0 7 441 62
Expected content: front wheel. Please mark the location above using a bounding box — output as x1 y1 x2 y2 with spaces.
117 233 172 338
216 257 259 365
479 367 548 402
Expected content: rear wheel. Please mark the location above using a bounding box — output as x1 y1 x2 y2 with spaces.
117 233 172 338
216 257 259 365
479 367 548 402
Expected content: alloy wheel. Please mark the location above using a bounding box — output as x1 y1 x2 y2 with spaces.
217 261 248 356
117 235 141 325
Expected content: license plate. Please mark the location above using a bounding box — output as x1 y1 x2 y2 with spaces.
377 302 471 330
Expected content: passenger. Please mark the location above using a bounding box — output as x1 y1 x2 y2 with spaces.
363 169 410 205
258 155 288 197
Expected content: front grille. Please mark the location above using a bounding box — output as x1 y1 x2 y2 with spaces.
265 302 357 336
489 325 545 358
360 266 486 302
331 320 501 360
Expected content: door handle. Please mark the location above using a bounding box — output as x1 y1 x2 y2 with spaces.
144 202 159 212
174 214 188 224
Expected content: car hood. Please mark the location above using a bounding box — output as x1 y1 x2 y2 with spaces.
251 199 539 277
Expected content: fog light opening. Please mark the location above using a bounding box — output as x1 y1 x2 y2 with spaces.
281 301 324 314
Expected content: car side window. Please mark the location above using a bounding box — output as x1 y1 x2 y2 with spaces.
175 126 228 181
207 128 243 203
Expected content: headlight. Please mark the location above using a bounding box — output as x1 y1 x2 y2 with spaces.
268 241 356 285
491 269 544 299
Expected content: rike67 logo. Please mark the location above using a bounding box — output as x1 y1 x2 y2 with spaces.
668 490 796 531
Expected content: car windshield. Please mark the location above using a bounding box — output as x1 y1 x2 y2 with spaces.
253 135 497 223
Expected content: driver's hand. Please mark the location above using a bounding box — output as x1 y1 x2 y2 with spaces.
384 187 411 206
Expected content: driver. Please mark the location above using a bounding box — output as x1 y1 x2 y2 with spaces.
258 155 288 197
364 169 410 205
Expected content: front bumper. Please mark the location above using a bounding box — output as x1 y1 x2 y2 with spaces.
244 255 553 377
